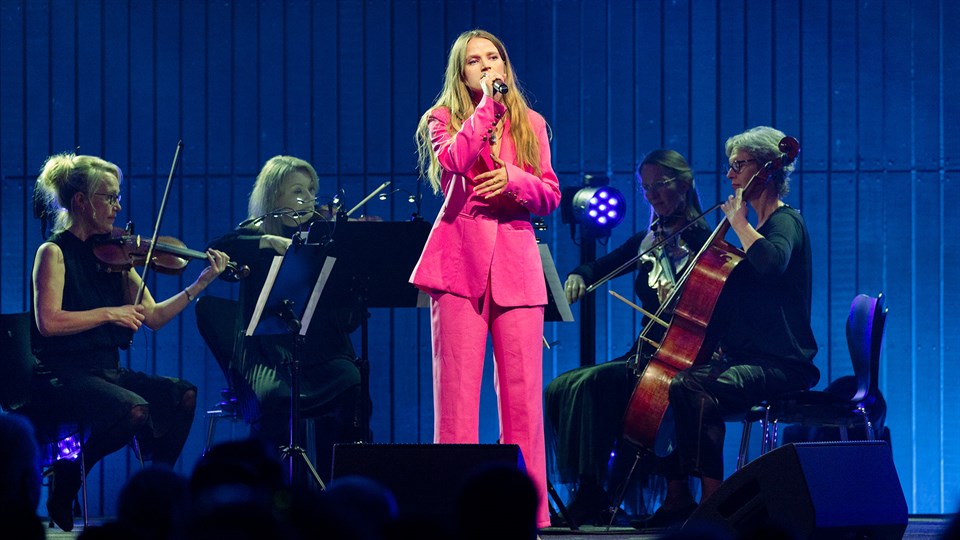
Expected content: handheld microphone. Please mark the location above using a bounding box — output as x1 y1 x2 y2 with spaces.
492 79 509 94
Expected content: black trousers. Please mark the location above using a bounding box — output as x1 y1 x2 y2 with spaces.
665 355 818 480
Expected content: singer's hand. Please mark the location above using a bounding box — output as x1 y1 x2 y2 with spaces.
474 154 509 198
480 71 505 99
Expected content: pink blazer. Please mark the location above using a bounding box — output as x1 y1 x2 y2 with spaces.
410 95 561 307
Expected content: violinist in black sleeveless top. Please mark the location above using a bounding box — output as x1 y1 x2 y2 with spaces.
206 155 366 483
648 126 820 528
544 150 710 525
31 153 231 531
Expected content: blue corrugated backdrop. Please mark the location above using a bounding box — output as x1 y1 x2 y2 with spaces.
1 0 957 516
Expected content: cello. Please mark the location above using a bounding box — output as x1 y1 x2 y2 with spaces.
620 136 801 451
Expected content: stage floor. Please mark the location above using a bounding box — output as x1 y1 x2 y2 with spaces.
40 515 953 539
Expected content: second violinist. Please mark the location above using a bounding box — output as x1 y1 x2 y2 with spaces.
31 153 230 531
207 155 366 483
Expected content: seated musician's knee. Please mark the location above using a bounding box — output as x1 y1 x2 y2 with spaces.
129 404 150 429
180 389 197 412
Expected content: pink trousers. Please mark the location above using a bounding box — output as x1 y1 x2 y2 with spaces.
430 285 550 528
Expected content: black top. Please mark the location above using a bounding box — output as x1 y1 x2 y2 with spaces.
715 206 819 374
32 230 128 370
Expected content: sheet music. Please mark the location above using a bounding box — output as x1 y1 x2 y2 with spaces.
246 254 284 336
299 256 337 336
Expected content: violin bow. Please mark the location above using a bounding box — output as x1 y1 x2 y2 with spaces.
134 140 183 305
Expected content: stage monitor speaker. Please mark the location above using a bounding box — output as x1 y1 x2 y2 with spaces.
685 441 907 539
331 443 525 524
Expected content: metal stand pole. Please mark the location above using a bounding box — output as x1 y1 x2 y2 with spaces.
280 332 326 490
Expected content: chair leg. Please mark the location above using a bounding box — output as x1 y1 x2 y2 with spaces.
857 405 875 440
131 435 145 468
78 443 88 528
737 420 752 470
606 449 644 529
204 414 220 456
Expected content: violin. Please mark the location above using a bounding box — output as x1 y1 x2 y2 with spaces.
94 225 250 281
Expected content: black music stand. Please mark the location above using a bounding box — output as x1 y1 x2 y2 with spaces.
309 219 431 441
246 241 335 489
540 244 575 324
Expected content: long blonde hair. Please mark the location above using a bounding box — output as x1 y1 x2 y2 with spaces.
415 29 543 193
35 153 122 232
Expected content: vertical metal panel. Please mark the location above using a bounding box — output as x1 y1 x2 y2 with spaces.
882 0 912 171
744 0 773 128
829 172 857 381
182 1 208 175
717 0 746 146
829 1 857 172
689 0 718 174
284 0 313 160
634 0 661 152
662 0 690 152
77 0 102 154
50 0 77 153
232 0 259 174
580 0 608 172
912 1 940 171
363 0 391 175
772 1 801 143
799 0 828 173
882 170 915 508
553 1 582 173
857 0 884 172
256 2 284 158
128 1 155 175
103 0 130 164
943 173 960 513
206 1 233 176
913 172 943 509
337 1 364 176
608 0 636 173
801 171 830 379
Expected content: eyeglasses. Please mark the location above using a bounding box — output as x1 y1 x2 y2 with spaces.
640 177 677 192
728 159 757 174
92 192 121 206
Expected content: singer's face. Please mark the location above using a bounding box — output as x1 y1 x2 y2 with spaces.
274 171 316 216
640 164 687 218
462 38 506 96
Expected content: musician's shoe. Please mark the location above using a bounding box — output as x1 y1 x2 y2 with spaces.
46 458 82 532
631 501 698 530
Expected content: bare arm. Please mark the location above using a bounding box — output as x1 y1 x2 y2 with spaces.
33 242 144 336
135 248 231 330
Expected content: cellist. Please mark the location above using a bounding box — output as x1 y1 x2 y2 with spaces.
646 126 820 528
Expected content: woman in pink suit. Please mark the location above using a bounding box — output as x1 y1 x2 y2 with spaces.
411 29 561 529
